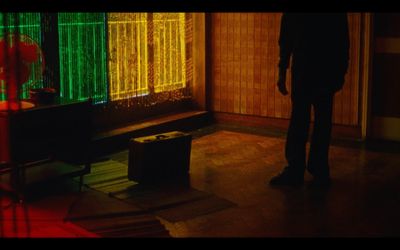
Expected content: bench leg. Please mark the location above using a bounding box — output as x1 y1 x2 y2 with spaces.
79 175 83 192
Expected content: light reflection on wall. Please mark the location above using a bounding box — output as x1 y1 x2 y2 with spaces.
58 13 108 104
0 13 43 101
108 13 149 101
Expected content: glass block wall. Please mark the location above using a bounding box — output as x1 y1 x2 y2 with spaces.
0 12 192 105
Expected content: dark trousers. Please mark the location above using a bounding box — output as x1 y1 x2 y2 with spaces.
285 92 334 178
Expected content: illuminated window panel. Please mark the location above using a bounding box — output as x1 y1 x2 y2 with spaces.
153 13 186 93
108 13 148 101
58 13 108 104
0 13 43 101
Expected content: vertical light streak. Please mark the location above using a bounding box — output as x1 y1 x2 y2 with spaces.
137 16 141 95
58 12 107 104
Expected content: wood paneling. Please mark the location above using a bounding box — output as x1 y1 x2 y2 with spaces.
233 14 241 114
220 13 228 112
212 13 221 112
333 13 361 126
253 13 262 116
210 13 362 127
227 13 235 114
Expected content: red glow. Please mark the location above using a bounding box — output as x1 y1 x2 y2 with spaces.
0 197 99 238
0 100 35 111
0 34 41 108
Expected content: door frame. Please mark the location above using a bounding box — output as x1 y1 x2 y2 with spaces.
360 12 374 141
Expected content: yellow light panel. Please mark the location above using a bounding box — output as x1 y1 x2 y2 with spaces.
108 13 188 101
108 13 149 101
153 13 186 93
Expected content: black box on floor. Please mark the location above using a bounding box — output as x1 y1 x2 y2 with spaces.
128 131 192 183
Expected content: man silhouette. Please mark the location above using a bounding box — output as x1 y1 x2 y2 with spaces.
270 13 349 187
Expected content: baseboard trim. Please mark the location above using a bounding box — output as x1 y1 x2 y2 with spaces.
213 112 362 140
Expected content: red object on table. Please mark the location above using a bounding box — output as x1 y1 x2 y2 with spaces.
0 37 41 110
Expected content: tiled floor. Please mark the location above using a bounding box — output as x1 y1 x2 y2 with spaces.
1 125 400 237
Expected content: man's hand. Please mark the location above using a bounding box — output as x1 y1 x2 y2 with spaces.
277 69 288 96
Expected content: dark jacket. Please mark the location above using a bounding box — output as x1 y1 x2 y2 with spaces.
278 13 350 95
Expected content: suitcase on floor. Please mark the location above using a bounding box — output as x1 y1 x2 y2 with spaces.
128 131 192 183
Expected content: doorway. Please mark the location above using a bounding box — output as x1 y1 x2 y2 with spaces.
370 13 400 142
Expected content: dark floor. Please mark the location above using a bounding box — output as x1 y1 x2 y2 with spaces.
1 124 400 237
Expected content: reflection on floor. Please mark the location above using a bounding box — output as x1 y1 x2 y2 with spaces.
1 125 400 237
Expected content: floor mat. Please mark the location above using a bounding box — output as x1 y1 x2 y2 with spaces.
155 196 236 222
65 188 144 221
109 184 236 222
64 188 170 237
72 213 170 237
82 157 236 222
110 184 212 210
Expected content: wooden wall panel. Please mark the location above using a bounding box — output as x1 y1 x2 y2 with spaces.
350 13 361 125
271 15 282 119
227 13 235 114
266 14 277 118
210 13 362 126
240 13 248 114
211 13 221 112
332 13 361 126
247 14 254 115
233 14 241 114
253 13 262 116
220 14 228 112
260 14 268 117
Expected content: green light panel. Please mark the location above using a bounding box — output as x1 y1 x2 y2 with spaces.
58 13 107 104
0 12 43 101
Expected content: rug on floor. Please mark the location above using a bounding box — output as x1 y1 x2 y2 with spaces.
64 188 170 237
79 159 236 222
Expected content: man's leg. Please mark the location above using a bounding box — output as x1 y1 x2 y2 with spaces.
270 94 311 185
307 93 334 182
285 94 312 174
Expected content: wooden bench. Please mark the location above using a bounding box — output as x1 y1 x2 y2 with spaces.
0 98 92 201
